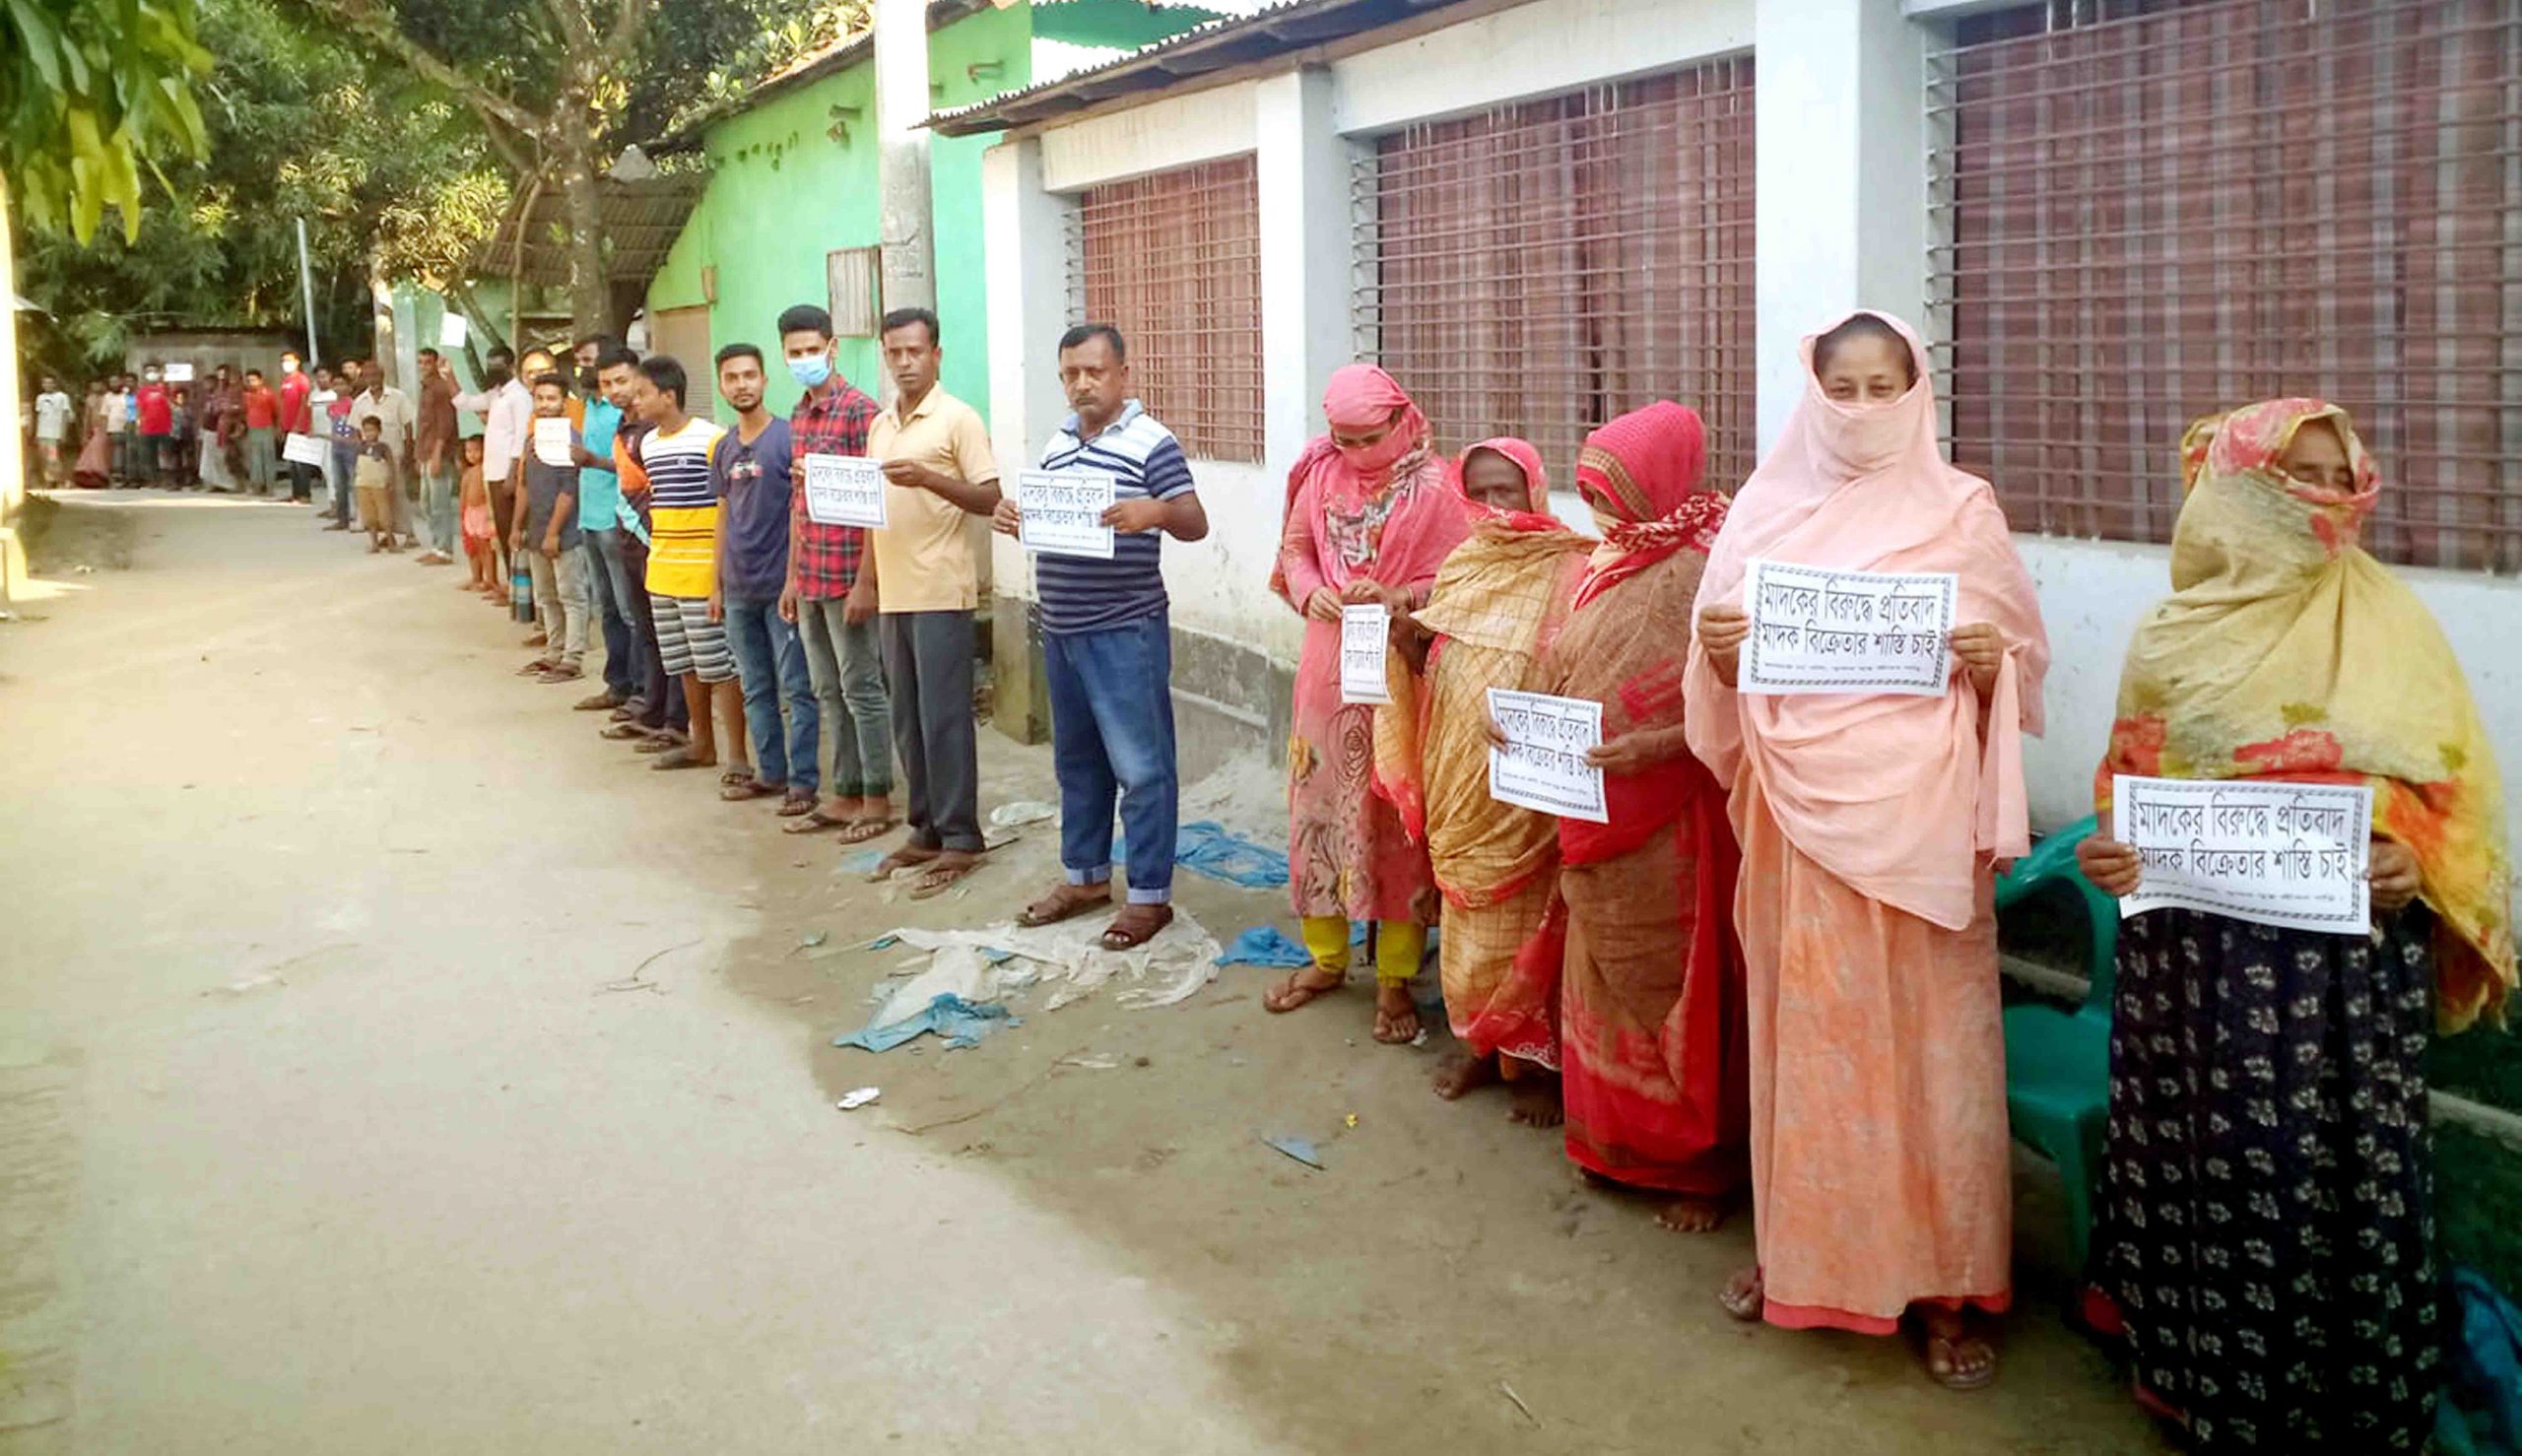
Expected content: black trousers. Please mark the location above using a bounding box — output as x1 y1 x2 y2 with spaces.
880 610 981 853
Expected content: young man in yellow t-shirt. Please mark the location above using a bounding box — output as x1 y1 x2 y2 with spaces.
865 307 1000 898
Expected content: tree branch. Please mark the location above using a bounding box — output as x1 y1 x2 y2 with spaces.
605 0 648 63
305 0 544 136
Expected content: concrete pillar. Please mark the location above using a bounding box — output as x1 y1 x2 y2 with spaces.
1753 0 1931 445
1254 66 1357 473
875 0 937 316
978 136 1077 745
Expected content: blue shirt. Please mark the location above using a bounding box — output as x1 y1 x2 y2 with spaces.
578 397 624 532
711 417 795 602
1032 400 1196 635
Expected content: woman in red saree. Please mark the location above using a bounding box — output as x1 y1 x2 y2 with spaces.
1265 364 1470 1044
1531 403 1748 1227
1374 437 1590 1120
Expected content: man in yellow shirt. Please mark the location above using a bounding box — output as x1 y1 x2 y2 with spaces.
866 307 1000 897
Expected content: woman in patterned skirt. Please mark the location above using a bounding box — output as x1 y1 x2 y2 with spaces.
2078 399 2514 1451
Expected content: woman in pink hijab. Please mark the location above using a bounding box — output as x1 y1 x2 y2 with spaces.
1266 364 1471 1044
1682 312 2048 1390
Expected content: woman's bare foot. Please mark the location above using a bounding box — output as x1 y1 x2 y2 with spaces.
1263 964 1343 1014
1506 1074 1563 1128
1654 1194 1728 1233
1371 981 1422 1044
1717 1266 1764 1322
1432 1051 1499 1100
1919 1307 1997 1391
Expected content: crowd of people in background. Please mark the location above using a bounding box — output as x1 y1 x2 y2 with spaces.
22 301 2516 1452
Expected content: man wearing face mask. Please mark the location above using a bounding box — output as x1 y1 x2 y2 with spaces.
277 350 316 503
135 364 173 489
454 347 535 585
773 303 890 841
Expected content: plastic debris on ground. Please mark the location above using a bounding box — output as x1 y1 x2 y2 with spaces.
831 993 1013 1053
1058 1053 1121 1070
836 1087 882 1110
884 908 1224 1014
1174 821 1289 889
838 849 886 877
1261 1134 1324 1170
987 800 1057 828
1217 927 1310 968
2438 1266 2522 1455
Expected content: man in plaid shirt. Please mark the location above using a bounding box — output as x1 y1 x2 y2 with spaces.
776 303 894 839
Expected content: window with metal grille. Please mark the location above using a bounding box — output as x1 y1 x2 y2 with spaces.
1069 156 1264 463
1350 59 1757 487
1929 0 2522 572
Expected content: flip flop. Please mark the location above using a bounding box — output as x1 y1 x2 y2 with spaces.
649 748 714 771
720 776 779 800
599 722 648 741
1263 966 1345 1014
776 792 816 817
781 808 852 835
866 846 938 883
633 733 684 754
904 859 981 900
834 817 897 845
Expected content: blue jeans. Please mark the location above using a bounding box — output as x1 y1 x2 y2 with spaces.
328 445 359 524
422 460 457 552
1044 612 1177 904
722 597 817 795
582 528 639 699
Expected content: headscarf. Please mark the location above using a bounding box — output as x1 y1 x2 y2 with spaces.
1684 311 2049 931
1571 401 1731 610
2097 399 2514 1030
1456 436 1560 529
1270 364 1465 610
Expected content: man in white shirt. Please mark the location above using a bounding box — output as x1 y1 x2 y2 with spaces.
101 376 132 486
350 361 420 550
453 346 534 581
33 376 72 487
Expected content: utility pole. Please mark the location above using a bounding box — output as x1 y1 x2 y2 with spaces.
874 0 936 327
294 217 320 365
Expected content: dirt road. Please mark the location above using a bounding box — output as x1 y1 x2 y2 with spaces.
0 494 2166 1453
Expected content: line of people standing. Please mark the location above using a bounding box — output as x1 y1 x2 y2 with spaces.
1257 310 2511 1449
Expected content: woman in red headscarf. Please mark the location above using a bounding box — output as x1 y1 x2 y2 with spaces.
1267 364 1471 1044
1373 436 1591 1120
1526 403 1748 1226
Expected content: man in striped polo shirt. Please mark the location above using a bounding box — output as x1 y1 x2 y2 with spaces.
629 355 749 780
992 324 1208 949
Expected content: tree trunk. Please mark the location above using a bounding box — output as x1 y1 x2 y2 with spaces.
1 169 25 599
556 92 608 343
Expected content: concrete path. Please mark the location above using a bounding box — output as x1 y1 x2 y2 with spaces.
0 494 2168 1454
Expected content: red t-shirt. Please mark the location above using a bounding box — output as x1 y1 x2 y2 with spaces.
136 384 172 434
280 372 312 432
242 386 278 430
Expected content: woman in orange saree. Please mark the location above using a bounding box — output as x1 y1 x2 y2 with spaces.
1531 403 1749 1226
1684 313 2048 1390
1376 436 1590 1122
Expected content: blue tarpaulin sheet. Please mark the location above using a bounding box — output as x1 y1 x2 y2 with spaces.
831 993 1014 1053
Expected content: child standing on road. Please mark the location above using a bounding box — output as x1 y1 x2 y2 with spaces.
459 435 498 599
355 417 399 554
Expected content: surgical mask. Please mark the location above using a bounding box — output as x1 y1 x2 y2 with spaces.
282 360 300 375
788 352 832 389
143 370 160 383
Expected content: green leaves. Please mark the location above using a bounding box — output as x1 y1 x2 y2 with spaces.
4 0 213 240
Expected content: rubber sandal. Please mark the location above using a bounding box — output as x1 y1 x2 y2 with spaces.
776 792 816 817
720 777 781 801
834 817 897 845
1017 886 1112 928
904 859 980 900
867 847 939 883
649 748 714 771
781 809 852 835
599 722 648 741
1263 967 1345 1014
1098 904 1173 950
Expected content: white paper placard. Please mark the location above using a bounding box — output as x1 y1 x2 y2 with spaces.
164 362 194 382
2112 774 2372 934
532 416 573 468
308 389 337 407
1339 603 1390 705
802 453 886 528
439 312 469 348
282 431 330 467
1016 468 1117 560
1741 559 1958 695
1486 688 1609 824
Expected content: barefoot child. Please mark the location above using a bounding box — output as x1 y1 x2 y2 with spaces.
354 417 399 553
459 436 498 597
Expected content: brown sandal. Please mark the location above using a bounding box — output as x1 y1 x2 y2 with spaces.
834 817 897 844
1017 883 1112 929
1263 965 1345 1014
720 778 783 802
904 857 982 900
781 808 853 835
1098 903 1173 950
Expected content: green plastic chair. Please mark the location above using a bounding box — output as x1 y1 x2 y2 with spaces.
1997 812 2120 1274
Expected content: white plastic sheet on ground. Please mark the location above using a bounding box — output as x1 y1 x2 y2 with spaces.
877 908 1223 1017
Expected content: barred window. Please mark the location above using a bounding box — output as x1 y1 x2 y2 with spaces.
1071 156 1264 463
1930 0 2522 572
1351 58 1758 488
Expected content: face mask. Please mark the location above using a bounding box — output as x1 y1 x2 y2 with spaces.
143 371 160 383
282 360 300 375
1589 504 1624 537
788 353 832 389
1334 413 1417 480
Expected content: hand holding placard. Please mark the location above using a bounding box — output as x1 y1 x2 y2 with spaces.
1740 559 1957 695
2110 774 2373 934
1340 604 1389 705
1017 469 1117 559
802 453 886 528
1486 689 1608 823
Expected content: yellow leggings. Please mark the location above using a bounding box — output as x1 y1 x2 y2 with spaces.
1300 916 1427 985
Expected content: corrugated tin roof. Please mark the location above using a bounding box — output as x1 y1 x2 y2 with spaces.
467 175 708 290
926 0 1463 135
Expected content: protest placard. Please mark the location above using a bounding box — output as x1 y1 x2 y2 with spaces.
164 362 194 382
2111 774 2372 935
282 431 329 467
802 453 886 528
1339 603 1389 705
1740 559 1957 695
1486 688 1608 824
1016 468 1117 559
532 416 573 468
439 312 469 348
